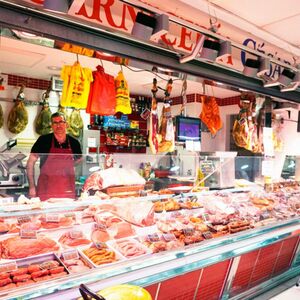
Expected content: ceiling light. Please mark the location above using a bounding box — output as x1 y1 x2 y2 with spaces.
131 12 169 41
44 0 74 14
277 68 296 87
180 35 205 63
217 40 231 60
200 39 221 61
257 57 271 77
280 71 300 92
47 66 61 71
280 82 300 92
242 58 260 77
152 14 169 39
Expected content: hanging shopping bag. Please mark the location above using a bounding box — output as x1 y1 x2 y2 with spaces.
115 70 132 114
86 65 116 115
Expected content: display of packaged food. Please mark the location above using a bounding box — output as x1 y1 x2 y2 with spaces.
0 253 68 291
80 244 124 267
108 238 150 259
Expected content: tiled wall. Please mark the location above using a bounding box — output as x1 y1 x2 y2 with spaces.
5 73 50 90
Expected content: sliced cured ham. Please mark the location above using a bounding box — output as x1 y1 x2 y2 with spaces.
58 231 91 247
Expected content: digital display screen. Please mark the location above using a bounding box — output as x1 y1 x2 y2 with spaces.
176 116 201 142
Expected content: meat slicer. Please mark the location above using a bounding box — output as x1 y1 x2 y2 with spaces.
0 139 26 188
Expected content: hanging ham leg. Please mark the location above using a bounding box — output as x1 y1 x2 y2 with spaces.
148 78 159 154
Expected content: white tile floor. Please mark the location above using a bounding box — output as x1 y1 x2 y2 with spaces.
270 285 300 300
253 277 300 300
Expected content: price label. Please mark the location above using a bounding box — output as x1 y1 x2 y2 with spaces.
260 211 271 220
146 233 160 242
20 229 37 239
62 249 79 261
64 212 75 218
182 228 195 236
0 261 17 273
0 197 14 205
162 233 176 242
70 230 83 239
95 242 108 250
40 261 58 270
202 231 213 239
93 223 107 231
140 108 151 120
201 213 210 222
46 214 60 223
17 216 31 224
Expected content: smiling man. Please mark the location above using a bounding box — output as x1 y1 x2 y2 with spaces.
27 112 82 201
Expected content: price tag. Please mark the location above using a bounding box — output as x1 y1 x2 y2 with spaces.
162 233 176 242
260 211 271 220
0 261 17 273
0 197 14 205
17 216 31 224
40 261 58 270
201 213 210 222
262 160 274 177
93 223 107 231
70 230 83 239
20 229 37 239
95 242 108 250
64 212 75 218
182 228 195 236
146 233 160 242
46 214 60 223
62 249 79 261
202 231 213 239
140 108 151 120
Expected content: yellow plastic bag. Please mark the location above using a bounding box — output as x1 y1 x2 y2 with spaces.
115 71 132 114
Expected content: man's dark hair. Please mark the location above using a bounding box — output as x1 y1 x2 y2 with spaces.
51 112 66 122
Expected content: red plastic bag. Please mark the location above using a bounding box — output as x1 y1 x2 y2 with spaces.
86 65 116 115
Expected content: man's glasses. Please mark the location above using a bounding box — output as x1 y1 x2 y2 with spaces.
52 121 66 125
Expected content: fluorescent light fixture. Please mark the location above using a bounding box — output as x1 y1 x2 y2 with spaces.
180 35 205 63
257 57 271 77
217 40 231 60
44 0 74 14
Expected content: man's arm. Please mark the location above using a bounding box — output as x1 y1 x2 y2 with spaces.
26 153 39 197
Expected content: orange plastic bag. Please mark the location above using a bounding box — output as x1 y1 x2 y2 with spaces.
86 66 116 115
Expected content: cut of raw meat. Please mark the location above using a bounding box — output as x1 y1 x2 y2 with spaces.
1 236 59 259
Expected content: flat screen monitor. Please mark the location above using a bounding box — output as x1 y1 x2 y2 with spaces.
175 116 201 142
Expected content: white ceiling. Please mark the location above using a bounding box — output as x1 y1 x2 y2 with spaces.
3 0 300 99
210 0 300 48
178 0 300 56
0 35 239 99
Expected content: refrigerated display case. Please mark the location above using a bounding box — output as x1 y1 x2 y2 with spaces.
0 153 299 300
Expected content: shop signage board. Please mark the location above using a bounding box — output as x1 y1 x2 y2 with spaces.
23 0 294 80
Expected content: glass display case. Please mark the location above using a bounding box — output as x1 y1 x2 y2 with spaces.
0 151 299 300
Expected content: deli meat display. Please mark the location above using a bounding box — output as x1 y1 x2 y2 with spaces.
0 176 299 299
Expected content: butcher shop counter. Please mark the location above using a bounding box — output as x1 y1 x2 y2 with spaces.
0 186 299 300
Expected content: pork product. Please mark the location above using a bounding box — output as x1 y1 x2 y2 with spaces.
1 236 59 259
35 100 52 135
200 95 222 136
58 231 90 247
148 78 159 154
7 99 28 134
68 108 83 138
